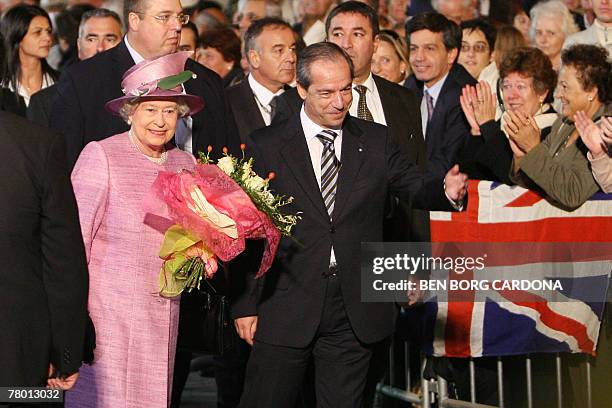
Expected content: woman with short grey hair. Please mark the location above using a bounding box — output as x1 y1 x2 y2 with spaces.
529 0 578 70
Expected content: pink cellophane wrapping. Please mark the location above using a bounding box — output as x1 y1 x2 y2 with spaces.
146 164 280 277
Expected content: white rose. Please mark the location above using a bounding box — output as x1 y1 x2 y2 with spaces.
217 156 235 175
245 175 266 190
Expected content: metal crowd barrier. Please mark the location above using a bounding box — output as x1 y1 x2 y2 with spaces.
376 338 595 408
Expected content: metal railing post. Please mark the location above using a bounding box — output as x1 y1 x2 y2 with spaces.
526 355 533 408
555 353 562 408
470 358 476 403
497 357 504 408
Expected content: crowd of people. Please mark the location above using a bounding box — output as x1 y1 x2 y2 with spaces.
0 0 611 407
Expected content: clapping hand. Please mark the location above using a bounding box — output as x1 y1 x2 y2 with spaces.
504 109 541 153
444 164 468 202
575 111 611 158
460 81 497 135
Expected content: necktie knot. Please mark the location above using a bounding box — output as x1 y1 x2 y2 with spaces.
355 85 368 96
316 130 337 147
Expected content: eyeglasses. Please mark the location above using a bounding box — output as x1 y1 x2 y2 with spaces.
134 12 190 26
460 43 489 54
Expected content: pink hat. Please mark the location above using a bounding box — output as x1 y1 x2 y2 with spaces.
105 51 204 116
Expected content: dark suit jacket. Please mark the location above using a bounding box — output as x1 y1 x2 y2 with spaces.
50 40 240 168
226 78 266 144
27 84 58 128
0 111 88 386
0 87 26 117
405 63 477 178
231 114 455 347
274 75 430 240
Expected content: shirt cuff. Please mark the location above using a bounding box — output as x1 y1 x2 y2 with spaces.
444 183 464 211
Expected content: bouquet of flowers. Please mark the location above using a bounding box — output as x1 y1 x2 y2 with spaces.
149 145 300 297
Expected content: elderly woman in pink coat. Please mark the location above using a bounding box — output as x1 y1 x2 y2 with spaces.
66 51 202 408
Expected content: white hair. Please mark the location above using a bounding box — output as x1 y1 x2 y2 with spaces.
529 0 579 41
431 0 472 11
236 0 282 18
119 99 191 122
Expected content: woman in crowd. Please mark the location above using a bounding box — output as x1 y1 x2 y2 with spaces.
529 0 578 70
65 52 203 408
0 5 56 110
510 0 530 41
458 19 496 80
459 47 557 184
371 29 409 85
508 44 611 210
575 111 612 193
197 27 244 88
478 25 528 119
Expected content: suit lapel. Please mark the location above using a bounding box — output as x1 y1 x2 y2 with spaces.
113 41 136 83
279 117 329 221
332 118 365 222
238 80 266 138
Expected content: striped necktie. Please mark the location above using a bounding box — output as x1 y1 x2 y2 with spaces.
316 130 341 218
424 89 435 124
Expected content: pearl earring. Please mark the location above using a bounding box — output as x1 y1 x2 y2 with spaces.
127 118 132 125
588 96 594 102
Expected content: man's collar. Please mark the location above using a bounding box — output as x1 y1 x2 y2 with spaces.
248 74 284 106
424 71 450 101
124 34 145 64
354 72 375 92
300 105 342 141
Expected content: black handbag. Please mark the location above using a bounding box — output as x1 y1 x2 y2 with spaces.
176 278 236 356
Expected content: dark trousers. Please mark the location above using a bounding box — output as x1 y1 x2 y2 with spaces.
213 338 251 408
239 275 373 408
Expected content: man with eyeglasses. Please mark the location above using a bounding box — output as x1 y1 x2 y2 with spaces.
50 0 240 168
457 19 496 79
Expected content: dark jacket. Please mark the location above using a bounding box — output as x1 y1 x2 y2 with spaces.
405 63 477 178
231 114 455 346
49 40 240 168
274 75 430 240
0 111 88 385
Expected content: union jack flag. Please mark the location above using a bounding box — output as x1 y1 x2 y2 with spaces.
423 181 612 357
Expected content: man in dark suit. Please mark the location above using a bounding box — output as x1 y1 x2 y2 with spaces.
28 8 123 128
232 42 467 408
0 111 88 391
405 12 477 179
50 0 239 168
226 17 296 143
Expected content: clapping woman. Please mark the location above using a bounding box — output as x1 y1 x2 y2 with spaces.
507 44 611 210
459 47 557 184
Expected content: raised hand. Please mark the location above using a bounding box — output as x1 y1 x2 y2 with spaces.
575 110 606 158
472 81 497 125
444 164 468 202
460 85 481 135
504 109 540 153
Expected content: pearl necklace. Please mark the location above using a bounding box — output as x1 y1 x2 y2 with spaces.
129 129 167 165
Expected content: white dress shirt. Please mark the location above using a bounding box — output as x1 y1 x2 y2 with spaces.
300 106 342 265
350 73 387 125
248 74 285 126
10 74 54 107
125 35 194 153
420 73 449 137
